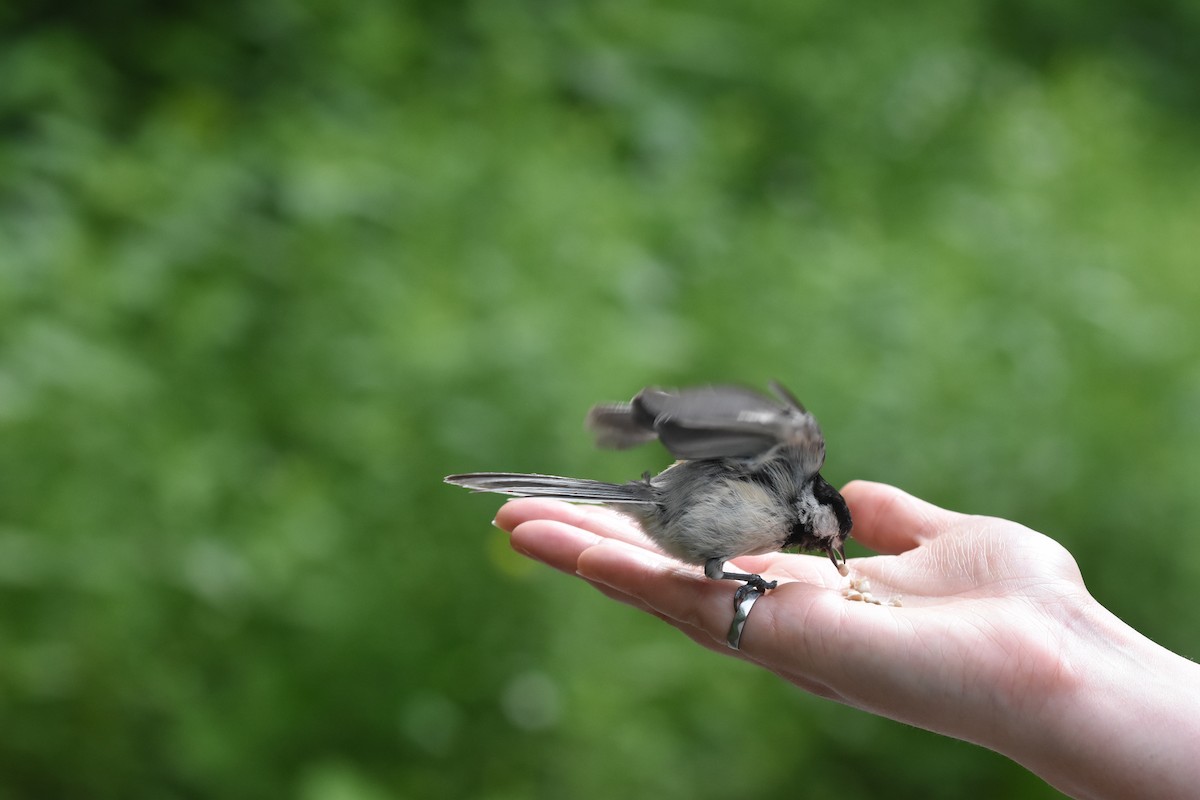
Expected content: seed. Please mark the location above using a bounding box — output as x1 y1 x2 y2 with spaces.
846 590 864 602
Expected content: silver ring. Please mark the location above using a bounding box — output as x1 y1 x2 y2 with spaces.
726 588 764 650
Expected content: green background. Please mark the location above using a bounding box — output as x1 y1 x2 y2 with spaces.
3 1 1200 798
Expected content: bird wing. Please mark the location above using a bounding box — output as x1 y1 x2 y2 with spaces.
629 381 826 464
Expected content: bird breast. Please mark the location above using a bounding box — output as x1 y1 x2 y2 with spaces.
641 476 791 565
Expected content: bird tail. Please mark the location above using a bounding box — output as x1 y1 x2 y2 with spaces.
444 472 655 505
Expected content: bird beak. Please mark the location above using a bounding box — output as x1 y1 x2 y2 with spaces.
827 543 846 569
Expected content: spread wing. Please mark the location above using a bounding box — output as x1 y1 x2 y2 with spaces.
587 380 826 467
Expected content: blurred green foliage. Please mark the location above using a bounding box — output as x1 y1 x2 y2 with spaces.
3 1 1200 798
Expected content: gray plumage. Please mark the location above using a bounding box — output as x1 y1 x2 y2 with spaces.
445 381 852 601
586 380 825 463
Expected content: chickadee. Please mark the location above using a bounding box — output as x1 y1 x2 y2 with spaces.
445 381 852 605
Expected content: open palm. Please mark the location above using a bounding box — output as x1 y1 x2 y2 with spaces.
496 481 1092 758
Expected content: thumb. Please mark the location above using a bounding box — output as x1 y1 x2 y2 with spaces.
840 480 965 555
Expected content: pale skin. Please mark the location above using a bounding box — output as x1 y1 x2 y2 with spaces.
492 480 1200 800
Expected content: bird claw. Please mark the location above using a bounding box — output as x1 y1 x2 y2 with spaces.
733 575 777 608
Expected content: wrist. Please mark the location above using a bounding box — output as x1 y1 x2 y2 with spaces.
1005 594 1200 799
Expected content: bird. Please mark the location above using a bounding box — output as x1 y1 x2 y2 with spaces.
445 381 852 606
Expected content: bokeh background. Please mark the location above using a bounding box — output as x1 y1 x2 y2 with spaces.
4 1 1200 798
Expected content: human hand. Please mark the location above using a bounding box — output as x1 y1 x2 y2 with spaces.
493 481 1200 800
496 480 1083 741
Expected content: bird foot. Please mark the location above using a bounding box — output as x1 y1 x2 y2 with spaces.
733 575 777 608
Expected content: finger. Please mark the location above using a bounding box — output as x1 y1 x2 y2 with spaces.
579 553 854 670
575 539 735 644
598 568 908 714
505 519 693 633
573 538 842 656
576 539 868 680
840 480 964 555
510 519 603 575
585 575 715 652
582 562 753 661
581 578 730 657
495 498 660 551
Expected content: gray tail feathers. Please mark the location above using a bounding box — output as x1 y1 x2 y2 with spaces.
444 472 655 505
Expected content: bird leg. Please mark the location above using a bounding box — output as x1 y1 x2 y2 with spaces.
705 558 778 608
